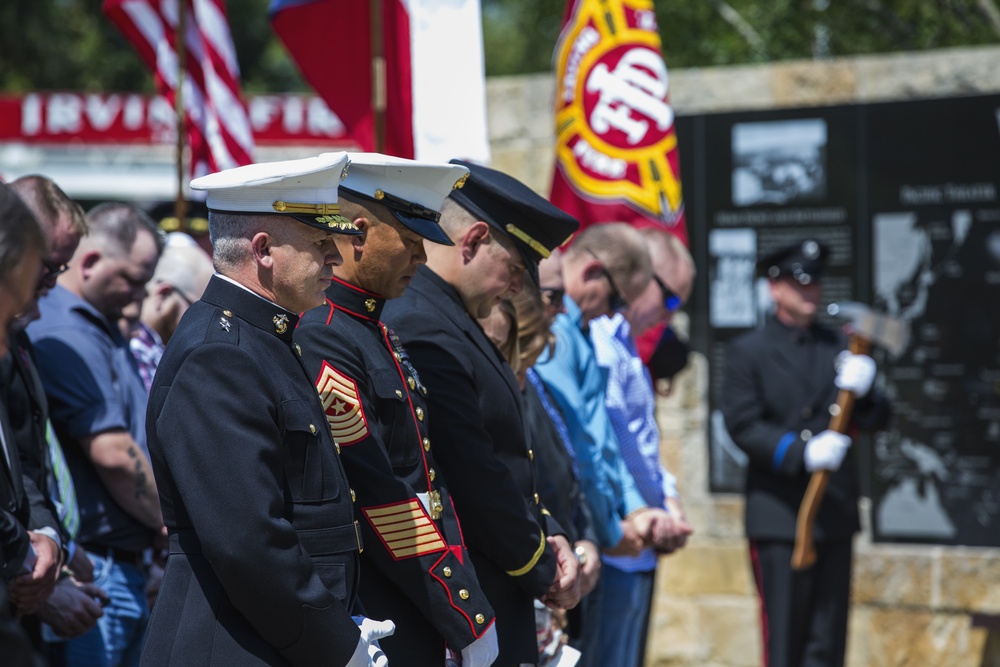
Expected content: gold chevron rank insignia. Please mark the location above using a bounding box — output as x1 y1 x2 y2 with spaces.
362 500 447 560
316 361 368 445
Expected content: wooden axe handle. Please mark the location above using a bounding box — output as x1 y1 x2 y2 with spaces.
791 335 871 570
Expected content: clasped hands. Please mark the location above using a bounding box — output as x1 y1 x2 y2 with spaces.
606 500 693 558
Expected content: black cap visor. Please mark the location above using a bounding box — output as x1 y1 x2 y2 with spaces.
343 187 454 246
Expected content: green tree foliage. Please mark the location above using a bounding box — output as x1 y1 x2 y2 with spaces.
483 0 1000 75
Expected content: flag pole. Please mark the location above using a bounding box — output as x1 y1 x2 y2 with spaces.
174 0 188 227
370 0 386 152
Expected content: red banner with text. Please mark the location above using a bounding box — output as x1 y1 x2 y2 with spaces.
0 93 355 147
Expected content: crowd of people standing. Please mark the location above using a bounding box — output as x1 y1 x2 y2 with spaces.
0 150 884 667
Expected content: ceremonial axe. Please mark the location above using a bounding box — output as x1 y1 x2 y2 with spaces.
791 301 908 570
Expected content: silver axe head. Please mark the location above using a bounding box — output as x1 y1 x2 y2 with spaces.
827 301 909 357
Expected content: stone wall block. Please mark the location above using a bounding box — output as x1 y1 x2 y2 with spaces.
851 547 935 606
646 597 760 666
939 550 1000 612
862 609 987 667
770 61 857 107
656 543 754 597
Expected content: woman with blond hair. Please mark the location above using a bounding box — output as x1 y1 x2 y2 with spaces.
480 283 603 665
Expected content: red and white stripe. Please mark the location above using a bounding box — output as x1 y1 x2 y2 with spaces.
270 0 489 163
103 0 254 180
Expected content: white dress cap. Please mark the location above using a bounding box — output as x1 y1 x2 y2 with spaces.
328 152 469 245
190 152 358 234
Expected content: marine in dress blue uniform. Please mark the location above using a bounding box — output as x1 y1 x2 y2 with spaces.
142 154 389 667
382 161 581 666
295 155 498 666
721 239 890 667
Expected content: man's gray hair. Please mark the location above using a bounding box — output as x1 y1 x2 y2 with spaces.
152 234 214 300
0 183 47 280
209 211 270 272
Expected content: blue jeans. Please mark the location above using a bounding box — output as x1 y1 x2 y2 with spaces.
64 551 149 667
598 565 655 667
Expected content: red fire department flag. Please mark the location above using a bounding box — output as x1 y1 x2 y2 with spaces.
549 0 686 245
102 0 255 180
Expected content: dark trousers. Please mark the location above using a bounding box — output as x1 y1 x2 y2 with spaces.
635 564 657 667
749 538 852 667
568 574 603 667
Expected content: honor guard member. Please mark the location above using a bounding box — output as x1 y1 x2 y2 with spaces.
142 154 394 667
382 161 582 667
295 154 499 667
720 239 891 667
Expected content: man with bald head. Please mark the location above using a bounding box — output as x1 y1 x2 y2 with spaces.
130 234 214 392
533 223 680 667
588 228 696 667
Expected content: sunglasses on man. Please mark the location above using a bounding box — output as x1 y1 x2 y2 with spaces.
653 274 683 313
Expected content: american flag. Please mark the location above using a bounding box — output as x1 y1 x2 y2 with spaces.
103 0 255 180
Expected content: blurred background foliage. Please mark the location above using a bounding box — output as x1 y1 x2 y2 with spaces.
0 0 997 92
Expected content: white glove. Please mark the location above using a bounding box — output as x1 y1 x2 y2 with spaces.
804 430 852 472
346 637 372 667
835 352 876 397
367 641 388 667
460 621 499 667
347 616 396 667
